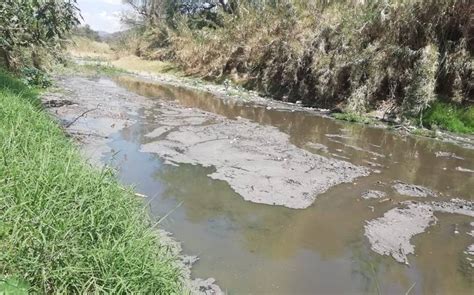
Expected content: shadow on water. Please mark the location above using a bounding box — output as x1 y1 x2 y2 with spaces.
102 76 473 294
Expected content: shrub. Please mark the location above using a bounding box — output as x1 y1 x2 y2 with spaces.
20 67 52 88
422 102 474 134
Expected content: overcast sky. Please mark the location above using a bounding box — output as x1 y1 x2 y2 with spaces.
77 0 128 33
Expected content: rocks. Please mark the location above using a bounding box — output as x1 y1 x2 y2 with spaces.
392 181 437 198
157 230 223 295
435 151 464 160
431 198 474 217
190 278 223 295
361 190 387 200
43 99 75 108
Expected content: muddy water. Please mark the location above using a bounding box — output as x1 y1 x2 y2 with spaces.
103 76 473 294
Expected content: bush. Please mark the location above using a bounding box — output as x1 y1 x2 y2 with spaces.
130 1 472 123
20 67 52 88
422 102 474 134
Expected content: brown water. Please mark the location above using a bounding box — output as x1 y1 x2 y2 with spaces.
104 76 473 294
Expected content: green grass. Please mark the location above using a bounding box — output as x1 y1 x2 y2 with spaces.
0 70 184 293
333 112 373 124
422 102 474 134
53 61 128 78
410 128 437 138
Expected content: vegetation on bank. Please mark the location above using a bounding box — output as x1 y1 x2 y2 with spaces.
422 102 474 134
112 0 472 134
0 70 184 293
0 0 79 70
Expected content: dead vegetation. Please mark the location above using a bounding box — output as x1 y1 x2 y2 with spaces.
120 1 473 122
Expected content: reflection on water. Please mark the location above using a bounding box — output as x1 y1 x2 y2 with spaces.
103 76 473 294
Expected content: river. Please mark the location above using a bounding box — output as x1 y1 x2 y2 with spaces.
46 74 473 294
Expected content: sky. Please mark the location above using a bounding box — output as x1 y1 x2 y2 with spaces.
77 0 129 33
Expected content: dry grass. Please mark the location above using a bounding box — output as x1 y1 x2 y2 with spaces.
137 0 472 120
68 37 115 60
111 55 178 75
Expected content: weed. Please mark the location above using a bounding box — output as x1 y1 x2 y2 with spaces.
20 67 52 88
410 128 437 138
0 70 183 293
333 112 373 124
422 102 474 134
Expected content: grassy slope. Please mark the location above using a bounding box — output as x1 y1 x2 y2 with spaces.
0 71 183 293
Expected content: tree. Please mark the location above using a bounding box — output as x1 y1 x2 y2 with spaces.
0 0 80 69
72 25 102 42
123 0 240 27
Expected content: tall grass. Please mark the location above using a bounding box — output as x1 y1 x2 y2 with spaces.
130 0 471 127
0 70 183 293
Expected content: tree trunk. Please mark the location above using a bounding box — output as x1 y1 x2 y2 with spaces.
32 49 43 70
0 47 11 70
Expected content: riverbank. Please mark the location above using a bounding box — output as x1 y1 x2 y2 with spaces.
113 1 472 135
0 70 184 293
65 56 474 149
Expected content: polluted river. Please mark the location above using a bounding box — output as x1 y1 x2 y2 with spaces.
43 74 473 294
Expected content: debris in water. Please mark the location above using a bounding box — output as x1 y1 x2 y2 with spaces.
392 181 438 198
435 151 464 160
361 190 387 200
456 167 474 173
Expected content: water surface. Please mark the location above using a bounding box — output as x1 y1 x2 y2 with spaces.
103 77 473 294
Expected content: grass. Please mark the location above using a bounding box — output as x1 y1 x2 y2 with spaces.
54 61 128 78
81 63 128 76
67 37 179 76
121 0 470 130
0 70 184 293
422 102 474 134
333 112 374 124
111 55 179 75
68 36 115 61
410 128 437 138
